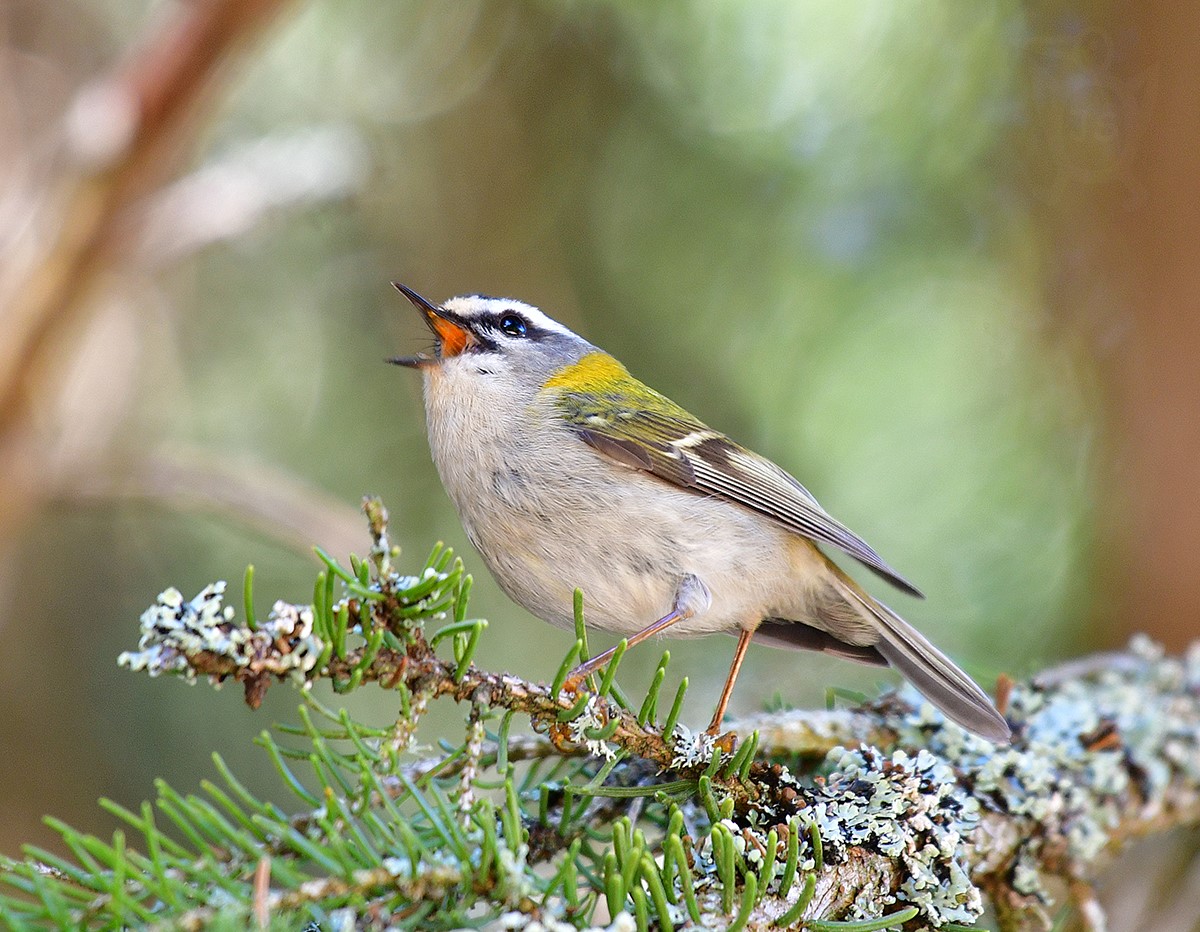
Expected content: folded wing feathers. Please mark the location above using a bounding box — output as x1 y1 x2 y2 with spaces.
559 396 921 596
558 389 1006 743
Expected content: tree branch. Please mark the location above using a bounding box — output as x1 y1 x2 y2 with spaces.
119 534 1200 931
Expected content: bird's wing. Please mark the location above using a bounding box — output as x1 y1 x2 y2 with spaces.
552 375 923 598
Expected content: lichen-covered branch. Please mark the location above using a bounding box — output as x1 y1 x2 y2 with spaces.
7 499 1197 931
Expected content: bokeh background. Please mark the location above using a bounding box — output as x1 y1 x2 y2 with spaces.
1 0 1197 923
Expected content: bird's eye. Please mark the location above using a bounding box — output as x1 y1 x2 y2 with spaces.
499 314 527 337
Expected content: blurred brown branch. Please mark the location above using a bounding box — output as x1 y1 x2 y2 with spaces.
61 447 364 557
0 0 293 536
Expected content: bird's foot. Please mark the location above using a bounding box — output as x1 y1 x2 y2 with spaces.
559 667 590 697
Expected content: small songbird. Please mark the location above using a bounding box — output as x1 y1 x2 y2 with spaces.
390 284 1011 744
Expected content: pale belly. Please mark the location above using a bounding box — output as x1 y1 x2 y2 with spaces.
445 453 817 637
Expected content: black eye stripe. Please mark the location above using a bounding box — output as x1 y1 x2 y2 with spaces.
465 309 561 344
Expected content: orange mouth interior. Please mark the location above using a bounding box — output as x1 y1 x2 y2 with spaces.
429 313 472 358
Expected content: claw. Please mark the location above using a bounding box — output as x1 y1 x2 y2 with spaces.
560 667 589 696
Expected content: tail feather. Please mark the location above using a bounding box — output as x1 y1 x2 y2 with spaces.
753 618 888 666
837 584 1011 744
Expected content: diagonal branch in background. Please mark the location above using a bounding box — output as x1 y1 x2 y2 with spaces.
0 0 294 532
62 447 367 559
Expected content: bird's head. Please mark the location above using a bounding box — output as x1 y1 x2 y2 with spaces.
389 284 596 392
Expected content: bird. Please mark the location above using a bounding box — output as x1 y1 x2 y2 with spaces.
389 283 1011 744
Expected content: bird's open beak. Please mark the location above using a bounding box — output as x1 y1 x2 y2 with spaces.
388 282 475 368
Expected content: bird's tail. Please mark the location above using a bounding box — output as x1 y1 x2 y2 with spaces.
836 580 1012 744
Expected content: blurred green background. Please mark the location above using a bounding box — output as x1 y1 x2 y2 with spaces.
2 0 1193 887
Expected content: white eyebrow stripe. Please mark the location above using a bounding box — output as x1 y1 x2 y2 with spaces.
516 306 574 337
441 296 576 338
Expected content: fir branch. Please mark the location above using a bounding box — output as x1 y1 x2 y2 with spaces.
3 498 1199 931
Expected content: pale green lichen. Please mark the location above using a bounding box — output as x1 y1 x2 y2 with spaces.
888 634 1200 906
118 583 235 679
119 584 323 684
567 695 619 761
809 745 983 925
669 723 717 769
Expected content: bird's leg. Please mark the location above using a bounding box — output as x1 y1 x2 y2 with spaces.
706 628 754 744
561 574 711 692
